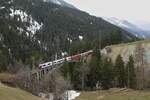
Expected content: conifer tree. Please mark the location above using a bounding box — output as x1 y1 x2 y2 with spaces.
126 55 136 89
0 50 8 72
115 55 126 88
101 58 114 89
61 60 70 80
87 40 101 89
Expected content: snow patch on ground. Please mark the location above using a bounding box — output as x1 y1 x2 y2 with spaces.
79 35 83 40
67 37 72 43
66 90 80 100
27 18 43 35
38 40 41 44
10 8 43 36
17 27 24 33
8 0 13 4
0 6 5 10
43 0 61 5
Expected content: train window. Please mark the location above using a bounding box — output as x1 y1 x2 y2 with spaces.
48 63 52 65
47 69 49 72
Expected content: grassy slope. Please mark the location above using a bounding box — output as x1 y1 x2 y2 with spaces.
76 90 150 100
107 40 150 48
101 40 150 63
0 83 46 100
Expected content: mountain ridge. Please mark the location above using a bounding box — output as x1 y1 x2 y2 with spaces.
43 0 76 9
103 17 150 39
0 0 137 71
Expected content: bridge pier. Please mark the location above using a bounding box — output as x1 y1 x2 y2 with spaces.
31 64 63 81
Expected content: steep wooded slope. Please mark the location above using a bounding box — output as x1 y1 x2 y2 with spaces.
0 0 137 71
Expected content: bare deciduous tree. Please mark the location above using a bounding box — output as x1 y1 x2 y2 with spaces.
41 69 69 100
134 43 146 89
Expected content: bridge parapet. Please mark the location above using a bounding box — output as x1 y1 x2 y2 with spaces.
31 63 64 81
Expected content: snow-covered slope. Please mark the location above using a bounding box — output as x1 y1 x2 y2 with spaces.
65 90 80 100
103 17 150 39
130 20 150 31
43 0 76 9
0 0 43 38
10 8 43 36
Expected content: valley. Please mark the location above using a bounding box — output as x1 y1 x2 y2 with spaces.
0 0 150 100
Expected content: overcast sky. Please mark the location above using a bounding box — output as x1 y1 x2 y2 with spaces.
66 0 150 22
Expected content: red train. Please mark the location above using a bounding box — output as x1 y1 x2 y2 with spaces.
39 50 93 69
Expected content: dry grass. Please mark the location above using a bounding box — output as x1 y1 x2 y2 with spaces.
76 88 150 100
102 39 150 64
0 73 16 83
107 40 150 48
0 83 47 100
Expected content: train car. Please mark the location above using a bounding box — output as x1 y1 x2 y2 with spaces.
58 58 65 63
82 50 93 56
39 64 43 68
71 54 81 61
66 56 71 62
39 63 45 68
39 61 53 69
39 64 46 69
47 62 53 66
38 50 93 69
39 58 65 69
52 58 65 65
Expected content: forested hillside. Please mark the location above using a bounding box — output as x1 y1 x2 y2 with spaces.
0 0 138 72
